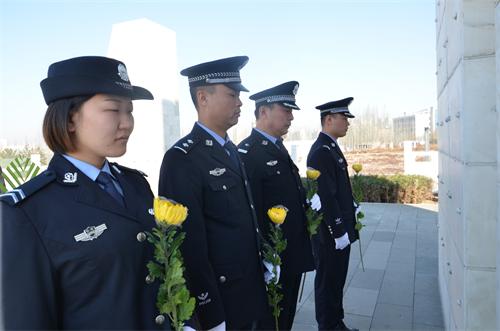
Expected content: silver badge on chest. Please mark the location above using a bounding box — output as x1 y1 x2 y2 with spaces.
74 223 107 242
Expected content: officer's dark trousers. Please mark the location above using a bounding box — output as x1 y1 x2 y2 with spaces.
258 271 302 330
313 239 351 330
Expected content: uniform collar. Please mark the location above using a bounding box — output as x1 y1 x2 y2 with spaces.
320 131 338 144
196 121 229 147
253 128 279 145
63 154 115 182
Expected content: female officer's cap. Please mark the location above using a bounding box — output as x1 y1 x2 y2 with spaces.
40 56 154 105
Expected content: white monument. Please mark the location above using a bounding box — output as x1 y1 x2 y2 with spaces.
107 18 179 194
436 1 497 329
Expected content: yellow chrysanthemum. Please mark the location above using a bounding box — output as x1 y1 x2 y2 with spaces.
306 167 321 180
154 197 188 226
352 163 362 174
267 205 288 225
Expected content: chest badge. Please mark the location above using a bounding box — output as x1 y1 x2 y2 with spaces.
148 208 154 215
261 140 268 146
63 172 78 183
74 223 107 242
205 139 213 146
209 168 226 176
266 160 278 166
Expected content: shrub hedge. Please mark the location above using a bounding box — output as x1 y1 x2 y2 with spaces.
350 174 433 203
301 174 434 204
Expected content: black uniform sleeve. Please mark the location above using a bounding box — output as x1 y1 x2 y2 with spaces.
239 153 268 244
158 150 225 329
1 203 58 329
308 148 347 238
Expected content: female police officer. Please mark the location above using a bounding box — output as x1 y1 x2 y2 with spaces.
0 56 169 329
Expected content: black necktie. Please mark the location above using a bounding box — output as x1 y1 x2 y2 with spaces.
276 139 290 157
224 141 240 169
96 171 125 207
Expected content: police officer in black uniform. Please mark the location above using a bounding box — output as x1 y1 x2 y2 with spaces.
237 81 315 330
158 56 268 331
0 56 171 329
307 98 359 331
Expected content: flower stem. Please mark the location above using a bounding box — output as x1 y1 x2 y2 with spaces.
358 235 365 272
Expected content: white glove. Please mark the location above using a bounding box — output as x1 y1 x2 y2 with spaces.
184 321 226 331
310 193 321 211
263 260 280 284
334 232 350 250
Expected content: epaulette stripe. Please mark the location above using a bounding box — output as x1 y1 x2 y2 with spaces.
174 146 187 154
12 188 26 199
322 145 331 150
238 148 248 154
111 165 122 174
0 192 19 204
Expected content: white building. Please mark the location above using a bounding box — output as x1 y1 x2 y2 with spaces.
393 107 434 146
107 18 179 194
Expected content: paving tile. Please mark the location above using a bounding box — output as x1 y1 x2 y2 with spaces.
412 323 444 330
291 322 316 331
414 294 444 327
344 287 379 316
344 313 372 331
384 262 415 283
371 303 413 330
389 248 416 265
372 231 395 242
294 297 316 328
414 273 439 296
416 256 439 275
378 278 414 307
349 268 385 290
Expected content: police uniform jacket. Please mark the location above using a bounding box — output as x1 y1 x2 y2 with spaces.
307 132 359 244
238 129 314 275
0 154 167 330
158 124 268 330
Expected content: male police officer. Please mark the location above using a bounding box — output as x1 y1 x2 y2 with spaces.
237 81 315 330
307 98 359 331
158 56 268 331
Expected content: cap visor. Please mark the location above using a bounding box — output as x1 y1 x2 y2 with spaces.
132 85 154 100
225 82 249 92
282 102 300 110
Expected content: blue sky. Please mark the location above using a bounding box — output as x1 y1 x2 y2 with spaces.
0 0 436 144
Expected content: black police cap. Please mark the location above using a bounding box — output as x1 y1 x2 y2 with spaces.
180 56 249 92
40 56 154 105
316 97 355 118
250 81 300 110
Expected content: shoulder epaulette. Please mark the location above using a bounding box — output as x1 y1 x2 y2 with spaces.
172 136 198 154
0 170 56 206
111 163 148 177
238 137 257 154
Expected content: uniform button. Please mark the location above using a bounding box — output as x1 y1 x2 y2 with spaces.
222 185 227 190
250 204 254 209
277 171 281 174
155 315 165 325
137 232 146 242
145 275 154 284
219 275 226 283
244 180 248 186
256 228 259 233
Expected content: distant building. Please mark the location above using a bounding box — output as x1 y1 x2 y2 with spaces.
107 18 179 194
393 107 434 146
